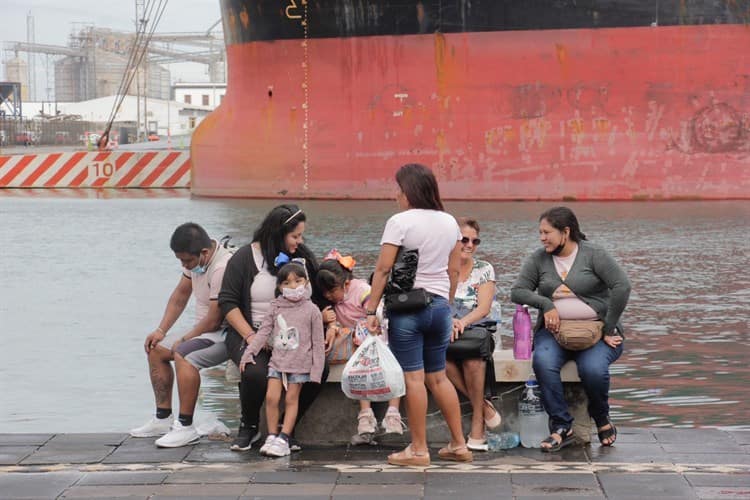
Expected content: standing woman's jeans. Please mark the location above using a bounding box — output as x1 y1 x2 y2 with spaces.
532 328 623 430
387 295 452 373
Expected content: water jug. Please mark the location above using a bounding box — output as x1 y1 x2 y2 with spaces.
487 431 520 451
513 305 532 360
519 379 549 448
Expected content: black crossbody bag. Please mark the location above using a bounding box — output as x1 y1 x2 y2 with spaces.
383 248 432 313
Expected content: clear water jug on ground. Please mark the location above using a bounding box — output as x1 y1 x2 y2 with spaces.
513 305 532 360
487 431 520 451
519 379 549 448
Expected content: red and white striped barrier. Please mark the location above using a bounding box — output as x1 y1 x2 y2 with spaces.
0 151 191 189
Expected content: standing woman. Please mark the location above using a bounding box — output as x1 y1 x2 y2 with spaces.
510 207 630 452
219 204 327 451
366 163 472 466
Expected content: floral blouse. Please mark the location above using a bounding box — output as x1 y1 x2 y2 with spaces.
453 259 501 324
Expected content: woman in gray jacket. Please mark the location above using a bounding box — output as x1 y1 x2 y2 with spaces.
511 207 631 452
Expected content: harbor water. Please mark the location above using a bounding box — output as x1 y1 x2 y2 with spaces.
1 192 748 432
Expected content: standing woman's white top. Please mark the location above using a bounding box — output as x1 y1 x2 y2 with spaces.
380 208 462 298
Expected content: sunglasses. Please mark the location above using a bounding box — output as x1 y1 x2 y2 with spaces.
461 237 481 245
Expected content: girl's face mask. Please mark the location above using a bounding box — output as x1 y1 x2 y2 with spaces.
282 284 307 302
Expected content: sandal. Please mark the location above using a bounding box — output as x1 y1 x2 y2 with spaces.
387 444 430 467
597 418 617 446
540 427 576 453
438 443 474 462
483 399 502 429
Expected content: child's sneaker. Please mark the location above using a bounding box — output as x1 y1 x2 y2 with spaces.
382 409 405 435
350 432 378 446
357 408 377 436
259 434 277 455
265 436 291 457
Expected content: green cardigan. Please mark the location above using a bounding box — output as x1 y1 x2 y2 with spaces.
510 240 631 336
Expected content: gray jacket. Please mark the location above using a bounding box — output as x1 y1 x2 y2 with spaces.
247 295 325 383
510 240 631 336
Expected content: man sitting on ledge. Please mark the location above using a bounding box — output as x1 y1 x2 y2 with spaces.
130 222 234 448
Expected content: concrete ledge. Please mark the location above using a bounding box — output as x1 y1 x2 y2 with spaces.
293 349 591 445
325 349 581 383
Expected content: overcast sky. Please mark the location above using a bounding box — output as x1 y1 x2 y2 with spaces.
2 0 223 94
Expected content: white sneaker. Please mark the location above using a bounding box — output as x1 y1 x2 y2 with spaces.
259 434 277 455
357 409 377 435
467 436 489 452
265 436 290 457
154 421 200 448
381 410 406 435
129 416 172 438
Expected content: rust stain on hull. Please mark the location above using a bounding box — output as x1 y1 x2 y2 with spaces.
191 25 750 200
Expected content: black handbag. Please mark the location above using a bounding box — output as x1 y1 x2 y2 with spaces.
446 323 496 360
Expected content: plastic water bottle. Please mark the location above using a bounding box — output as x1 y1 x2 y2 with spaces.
513 305 532 360
519 379 549 448
487 431 520 451
489 297 502 324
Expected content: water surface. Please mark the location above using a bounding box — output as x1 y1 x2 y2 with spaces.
1 192 748 432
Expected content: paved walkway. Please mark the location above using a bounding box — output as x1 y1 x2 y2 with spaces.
1 428 749 499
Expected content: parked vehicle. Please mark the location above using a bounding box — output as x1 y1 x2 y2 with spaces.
15 131 39 146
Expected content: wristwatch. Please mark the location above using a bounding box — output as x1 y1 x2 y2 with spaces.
365 309 377 316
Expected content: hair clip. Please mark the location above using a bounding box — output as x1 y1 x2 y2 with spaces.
274 252 290 267
284 209 302 225
291 257 310 280
324 248 356 271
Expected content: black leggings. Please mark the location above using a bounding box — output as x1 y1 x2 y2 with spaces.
226 330 328 429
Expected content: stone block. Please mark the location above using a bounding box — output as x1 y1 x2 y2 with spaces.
77 471 169 485
425 471 512 498
0 434 53 446
0 471 81 499
685 473 750 487
597 473 695 499
0 446 36 465
294 350 591 446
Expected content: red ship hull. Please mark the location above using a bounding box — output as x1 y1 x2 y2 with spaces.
192 23 750 199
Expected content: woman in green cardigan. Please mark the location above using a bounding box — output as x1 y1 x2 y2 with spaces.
511 207 631 452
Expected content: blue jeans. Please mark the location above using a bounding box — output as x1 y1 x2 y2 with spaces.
532 328 623 430
267 368 311 384
387 295 452 373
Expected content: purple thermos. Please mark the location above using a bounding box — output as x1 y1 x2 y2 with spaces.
513 305 532 360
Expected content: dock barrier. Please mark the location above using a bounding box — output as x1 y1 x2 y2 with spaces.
0 151 190 189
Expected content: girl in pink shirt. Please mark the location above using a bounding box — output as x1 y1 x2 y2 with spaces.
240 262 324 457
317 250 404 443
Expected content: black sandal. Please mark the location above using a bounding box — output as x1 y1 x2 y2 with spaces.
597 418 617 446
540 427 575 453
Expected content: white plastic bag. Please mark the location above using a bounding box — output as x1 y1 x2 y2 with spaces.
341 335 405 402
195 416 230 437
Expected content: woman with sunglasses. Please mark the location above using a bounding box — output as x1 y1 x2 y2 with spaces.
445 218 502 452
218 204 328 452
